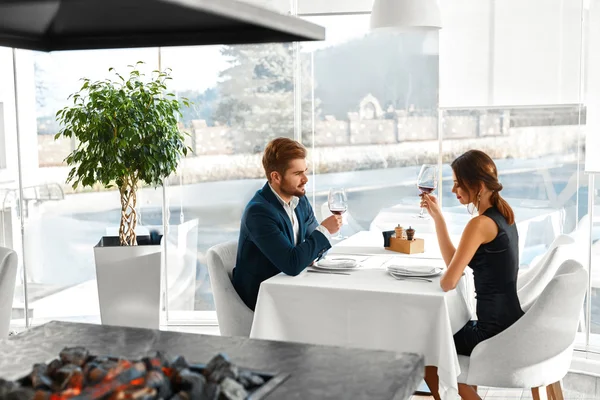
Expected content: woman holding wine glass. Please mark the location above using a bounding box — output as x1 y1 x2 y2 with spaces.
419 150 524 400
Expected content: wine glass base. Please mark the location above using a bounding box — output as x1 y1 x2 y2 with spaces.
414 214 430 219
332 235 348 241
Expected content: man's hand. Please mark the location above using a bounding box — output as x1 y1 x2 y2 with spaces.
321 214 343 234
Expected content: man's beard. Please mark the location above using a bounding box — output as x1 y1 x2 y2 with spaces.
280 179 306 198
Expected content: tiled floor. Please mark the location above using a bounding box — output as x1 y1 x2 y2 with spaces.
410 371 600 399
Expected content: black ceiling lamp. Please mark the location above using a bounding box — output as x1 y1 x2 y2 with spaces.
0 0 324 51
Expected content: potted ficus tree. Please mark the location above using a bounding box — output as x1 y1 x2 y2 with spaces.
55 62 190 329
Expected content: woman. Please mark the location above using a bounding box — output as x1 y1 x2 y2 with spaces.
420 150 524 400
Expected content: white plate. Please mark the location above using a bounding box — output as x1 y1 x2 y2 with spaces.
386 265 443 277
313 258 358 270
388 271 434 281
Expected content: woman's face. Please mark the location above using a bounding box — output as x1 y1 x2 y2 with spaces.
451 171 473 205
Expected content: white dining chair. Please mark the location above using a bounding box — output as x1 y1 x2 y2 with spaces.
517 233 574 312
0 246 18 338
457 259 587 399
206 241 254 337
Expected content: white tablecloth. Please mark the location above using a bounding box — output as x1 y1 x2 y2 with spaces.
251 232 472 400
328 230 454 259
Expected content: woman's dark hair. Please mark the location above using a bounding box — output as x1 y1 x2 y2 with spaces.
451 150 514 225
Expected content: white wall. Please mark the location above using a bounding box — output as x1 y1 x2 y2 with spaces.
0 47 20 183
440 0 584 107
298 0 585 107
0 48 39 185
585 0 600 172
438 0 492 106
298 0 372 14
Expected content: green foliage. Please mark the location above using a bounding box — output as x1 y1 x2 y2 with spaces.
55 62 190 192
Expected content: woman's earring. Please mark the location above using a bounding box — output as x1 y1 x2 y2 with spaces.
476 192 481 212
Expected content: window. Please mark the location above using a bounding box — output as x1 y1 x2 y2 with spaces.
3 1 596 359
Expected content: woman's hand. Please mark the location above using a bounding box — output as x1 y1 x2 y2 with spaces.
420 194 443 221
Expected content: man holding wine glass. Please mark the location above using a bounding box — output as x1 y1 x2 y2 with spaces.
232 137 343 310
328 187 349 239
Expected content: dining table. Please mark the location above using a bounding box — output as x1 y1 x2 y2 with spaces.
250 230 474 400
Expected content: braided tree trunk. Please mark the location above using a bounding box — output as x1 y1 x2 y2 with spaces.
119 176 138 246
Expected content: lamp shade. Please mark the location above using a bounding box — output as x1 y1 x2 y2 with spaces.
370 0 442 31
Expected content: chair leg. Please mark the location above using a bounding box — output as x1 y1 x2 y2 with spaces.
550 381 564 400
458 383 482 400
532 387 542 400
546 384 556 400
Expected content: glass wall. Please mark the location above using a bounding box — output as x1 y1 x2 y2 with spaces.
13 48 160 327
2 0 297 328
299 0 595 353
440 0 594 350
590 175 600 340
2 0 598 359
300 14 439 236
158 40 296 322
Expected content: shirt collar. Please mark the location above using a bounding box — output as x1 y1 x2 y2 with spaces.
268 183 299 210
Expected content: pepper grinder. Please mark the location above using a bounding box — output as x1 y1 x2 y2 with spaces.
406 226 415 241
394 224 404 240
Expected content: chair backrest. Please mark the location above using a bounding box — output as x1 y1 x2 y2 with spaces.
528 259 587 334
0 247 18 338
206 241 254 337
516 260 587 365
468 259 587 387
517 234 574 312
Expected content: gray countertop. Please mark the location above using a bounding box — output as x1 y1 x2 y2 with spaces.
0 321 423 400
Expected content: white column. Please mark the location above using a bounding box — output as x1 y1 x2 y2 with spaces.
586 0 600 173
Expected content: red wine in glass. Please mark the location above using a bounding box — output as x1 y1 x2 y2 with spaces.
329 207 347 215
418 186 435 195
416 164 438 218
328 188 348 239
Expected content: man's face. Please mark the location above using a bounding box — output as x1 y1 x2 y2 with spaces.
278 158 308 198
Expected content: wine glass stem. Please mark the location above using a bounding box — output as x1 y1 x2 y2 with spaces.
419 207 425 217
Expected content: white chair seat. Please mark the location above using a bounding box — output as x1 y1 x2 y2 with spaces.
206 241 254 337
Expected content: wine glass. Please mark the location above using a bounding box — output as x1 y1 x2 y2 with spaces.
416 164 438 218
328 187 348 239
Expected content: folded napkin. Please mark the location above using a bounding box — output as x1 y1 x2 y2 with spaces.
387 265 438 275
317 258 357 268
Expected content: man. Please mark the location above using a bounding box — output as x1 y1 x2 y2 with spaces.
232 137 342 310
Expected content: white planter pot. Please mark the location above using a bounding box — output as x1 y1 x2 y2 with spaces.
94 236 162 329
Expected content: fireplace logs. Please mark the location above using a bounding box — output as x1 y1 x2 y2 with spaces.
0 347 271 399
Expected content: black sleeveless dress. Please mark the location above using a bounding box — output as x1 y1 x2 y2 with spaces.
453 206 525 356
